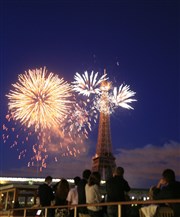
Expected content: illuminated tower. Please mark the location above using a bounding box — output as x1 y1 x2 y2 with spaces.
92 71 116 180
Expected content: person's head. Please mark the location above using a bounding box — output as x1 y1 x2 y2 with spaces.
74 176 81 186
56 178 69 199
88 171 101 186
45 176 53 185
162 169 175 183
82 169 91 180
113 167 124 177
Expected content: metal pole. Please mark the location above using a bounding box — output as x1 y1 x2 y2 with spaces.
23 208 26 217
118 204 121 217
74 207 77 217
44 208 48 217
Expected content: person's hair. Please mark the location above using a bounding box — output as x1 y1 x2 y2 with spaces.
114 167 124 176
74 176 81 185
45 176 53 182
56 178 69 199
82 169 91 180
88 171 101 186
162 169 175 183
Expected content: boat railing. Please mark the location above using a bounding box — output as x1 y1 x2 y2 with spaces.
3 199 180 217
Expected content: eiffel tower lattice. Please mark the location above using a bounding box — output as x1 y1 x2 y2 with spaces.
92 75 116 180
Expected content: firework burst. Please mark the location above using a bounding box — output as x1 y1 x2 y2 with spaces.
4 67 74 171
7 67 72 131
72 70 136 114
72 71 108 96
111 84 137 110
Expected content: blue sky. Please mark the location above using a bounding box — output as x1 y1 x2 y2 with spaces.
0 0 179 188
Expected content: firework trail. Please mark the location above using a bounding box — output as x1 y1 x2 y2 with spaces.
2 113 33 160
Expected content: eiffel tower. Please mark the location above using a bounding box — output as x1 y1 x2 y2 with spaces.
92 71 116 180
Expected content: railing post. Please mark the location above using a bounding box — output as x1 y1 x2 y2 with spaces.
74 206 77 217
23 208 26 217
44 208 48 217
118 204 121 217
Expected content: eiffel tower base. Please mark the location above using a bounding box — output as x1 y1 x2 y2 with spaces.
92 154 116 181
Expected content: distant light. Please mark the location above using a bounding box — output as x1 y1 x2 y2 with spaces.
0 177 73 184
131 204 137 206
131 196 135 200
28 180 34 185
0 177 106 186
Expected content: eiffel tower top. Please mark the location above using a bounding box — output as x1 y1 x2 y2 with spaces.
100 69 111 92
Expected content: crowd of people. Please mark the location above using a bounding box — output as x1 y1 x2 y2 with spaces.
37 168 180 217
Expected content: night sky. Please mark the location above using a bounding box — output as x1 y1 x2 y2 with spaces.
0 0 179 188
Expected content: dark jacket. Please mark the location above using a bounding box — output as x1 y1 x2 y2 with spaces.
77 178 88 214
106 175 131 202
55 198 67 206
38 183 55 206
152 181 180 217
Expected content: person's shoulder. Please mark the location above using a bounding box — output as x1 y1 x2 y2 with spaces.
78 179 86 187
70 187 76 193
169 181 180 188
38 183 47 192
108 175 122 183
174 181 180 188
176 181 180 195
94 184 99 189
67 188 73 196
123 178 129 184
106 176 114 183
38 183 45 188
85 183 89 190
116 176 128 183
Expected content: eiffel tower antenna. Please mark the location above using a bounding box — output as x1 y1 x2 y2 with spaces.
92 69 116 180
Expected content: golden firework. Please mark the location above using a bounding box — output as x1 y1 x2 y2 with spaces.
7 67 72 131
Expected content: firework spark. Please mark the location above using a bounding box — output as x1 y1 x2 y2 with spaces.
7 67 72 131
72 71 108 96
63 99 98 140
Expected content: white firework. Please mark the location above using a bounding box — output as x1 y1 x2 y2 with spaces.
72 71 108 96
111 84 137 110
